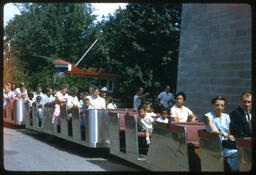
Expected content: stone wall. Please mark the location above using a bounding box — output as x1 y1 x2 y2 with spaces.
176 4 251 120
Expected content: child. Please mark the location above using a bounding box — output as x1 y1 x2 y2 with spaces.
156 108 169 124
36 96 44 128
145 101 157 118
28 91 34 125
80 98 90 140
106 96 117 109
138 104 154 145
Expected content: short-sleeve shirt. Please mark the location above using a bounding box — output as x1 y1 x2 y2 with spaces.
204 112 218 132
156 116 169 124
107 103 117 109
55 91 66 104
87 95 106 109
140 113 154 130
133 95 141 111
211 113 231 141
66 95 80 108
43 95 55 105
157 91 174 108
171 105 193 122
33 92 45 102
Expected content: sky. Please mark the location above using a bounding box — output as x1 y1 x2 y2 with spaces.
3 3 127 27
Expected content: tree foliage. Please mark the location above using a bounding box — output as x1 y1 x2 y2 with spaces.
4 3 181 102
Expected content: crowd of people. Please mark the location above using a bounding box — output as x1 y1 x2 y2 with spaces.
133 85 252 172
3 82 252 172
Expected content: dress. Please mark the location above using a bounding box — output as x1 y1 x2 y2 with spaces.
52 91 66 125
157 91 174 108
140 113 154 132
170 105 193 122
211 113 239 170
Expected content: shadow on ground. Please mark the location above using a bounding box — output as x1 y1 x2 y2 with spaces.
16 128 148 171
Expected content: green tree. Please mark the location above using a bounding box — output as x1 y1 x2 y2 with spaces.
97 3 181 101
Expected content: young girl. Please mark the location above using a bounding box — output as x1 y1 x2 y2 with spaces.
138 104 154 145
145 102 157 118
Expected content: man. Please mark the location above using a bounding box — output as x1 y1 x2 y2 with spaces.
100 87 108 100
229 92 252 139
133 87 149 111
87 87 106 109
156 85 174 109
10 83 17 97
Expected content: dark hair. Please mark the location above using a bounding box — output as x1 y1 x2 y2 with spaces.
160 108 168 114
60 84 69 90
36 96 41 100
68 86 79 96
46 88 52 93
211 96 227 105
106 96 113 103
136 87 143 93
83 98 90 103
28 91 34 98
175 91 186 101
240 91 251 100
137 104 146 111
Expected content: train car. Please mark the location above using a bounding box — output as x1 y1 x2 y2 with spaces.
6 100 252 172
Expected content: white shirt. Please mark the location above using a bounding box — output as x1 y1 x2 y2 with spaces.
158 91 174 108
43 94 55 105
156 116 169 124
3 90 13 108
33 92 45 102
107 103 117 109
133 95 141 111
16 88 28 95
66 95 80 108
171 104 193 122
87 95 106 109
140 113 154 130
146 112 157 118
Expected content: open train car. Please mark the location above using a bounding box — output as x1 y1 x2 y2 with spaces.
5 100 252 171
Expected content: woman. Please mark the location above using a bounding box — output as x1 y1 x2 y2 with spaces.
52 84 69 132
204 96 239 171
170 91 198 122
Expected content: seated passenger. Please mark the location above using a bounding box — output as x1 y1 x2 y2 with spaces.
106 96 117 109
87 87 106 109
80 98 90 140
170 91 198 122
156 108 169 124
204 96 239 171
229 92 252 139
21 92 28 100
145 101 157 118
100 87 108 100
138 105 154 145
36 96 44 128
66 86 80 120
43 88 55 107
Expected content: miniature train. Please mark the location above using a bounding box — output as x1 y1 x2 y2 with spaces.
3 99 252 171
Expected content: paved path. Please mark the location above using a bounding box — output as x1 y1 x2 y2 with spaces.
3 127 144 171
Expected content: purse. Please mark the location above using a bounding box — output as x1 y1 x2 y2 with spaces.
221 139 237 149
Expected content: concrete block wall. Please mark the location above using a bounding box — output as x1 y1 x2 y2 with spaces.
176 4 251 120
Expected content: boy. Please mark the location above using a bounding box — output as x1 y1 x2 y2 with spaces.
156 108 169 124
80 98 90 140
138 104 154 145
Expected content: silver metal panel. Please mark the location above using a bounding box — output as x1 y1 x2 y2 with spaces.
41 107 54 135
31 102 40 131
124 116 138 160
59 105 68 137
237 139 252 171
198 130 223 171
85 109 110 148
109 112 120 154
24 101 33 129
71 108 81 140
146 123 189 171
